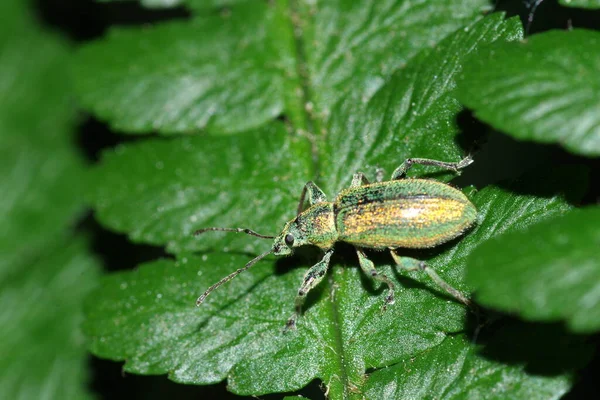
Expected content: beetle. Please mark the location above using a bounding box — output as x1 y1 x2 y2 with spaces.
195 156 477 329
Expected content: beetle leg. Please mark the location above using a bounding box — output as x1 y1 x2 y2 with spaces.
285 249 334 330
297 181 328 215
390 155 473 180
350 172 370 187
390 251 472 308
356 249 395 309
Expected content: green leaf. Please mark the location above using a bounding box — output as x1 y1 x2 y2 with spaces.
89 14 523 254
468 206 600 333
457 29 600 156
0 239 100 400
75 1 298 135
428 165 587 296
83 9 585 399
559 0 600 9
74 0 491 135
84 166 585 397
364 323 591 399
0 2 85 279
0 1 99 398
294 0 493 120
91 124 312 254
322 13 522 194
85 251 466 396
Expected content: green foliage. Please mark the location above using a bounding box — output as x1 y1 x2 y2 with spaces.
1 239 100 400
76 2 600 396
89 14 522 251
91 125 311 253
468 206 600 333
0 5 85 279
322 13 522 193
84 164 587 397
364 323 590 399
72 0 600 398
76 1 297 134
559 0 600 9
75 0 490 135
0 1 100 398
457 29 600 156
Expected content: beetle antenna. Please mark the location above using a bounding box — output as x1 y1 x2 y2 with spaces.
196 249 273 306
194 227 275 239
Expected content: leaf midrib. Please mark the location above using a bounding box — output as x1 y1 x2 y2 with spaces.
287 0 323 177
327 272 353 399
284 1 356 396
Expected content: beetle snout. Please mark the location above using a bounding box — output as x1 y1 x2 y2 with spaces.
273 242 292 256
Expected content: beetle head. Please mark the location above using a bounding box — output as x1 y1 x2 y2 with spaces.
272 218 307 256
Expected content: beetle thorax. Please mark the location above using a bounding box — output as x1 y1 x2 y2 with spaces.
272 202 337 255
296 202 337 249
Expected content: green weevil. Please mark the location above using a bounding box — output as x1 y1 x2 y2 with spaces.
195 156 477 329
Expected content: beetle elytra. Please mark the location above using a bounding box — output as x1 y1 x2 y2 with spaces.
195 156 477 329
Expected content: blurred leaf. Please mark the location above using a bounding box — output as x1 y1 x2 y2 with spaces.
95 0 185 8
74 0 490 135
559 0 600 9
0 1 99 399
468 206 600 333
95 0 248 11
0 239 100 400
457 29 600 156
0 2 85 279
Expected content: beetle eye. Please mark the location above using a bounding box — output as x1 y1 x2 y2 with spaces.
284 234 295 246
